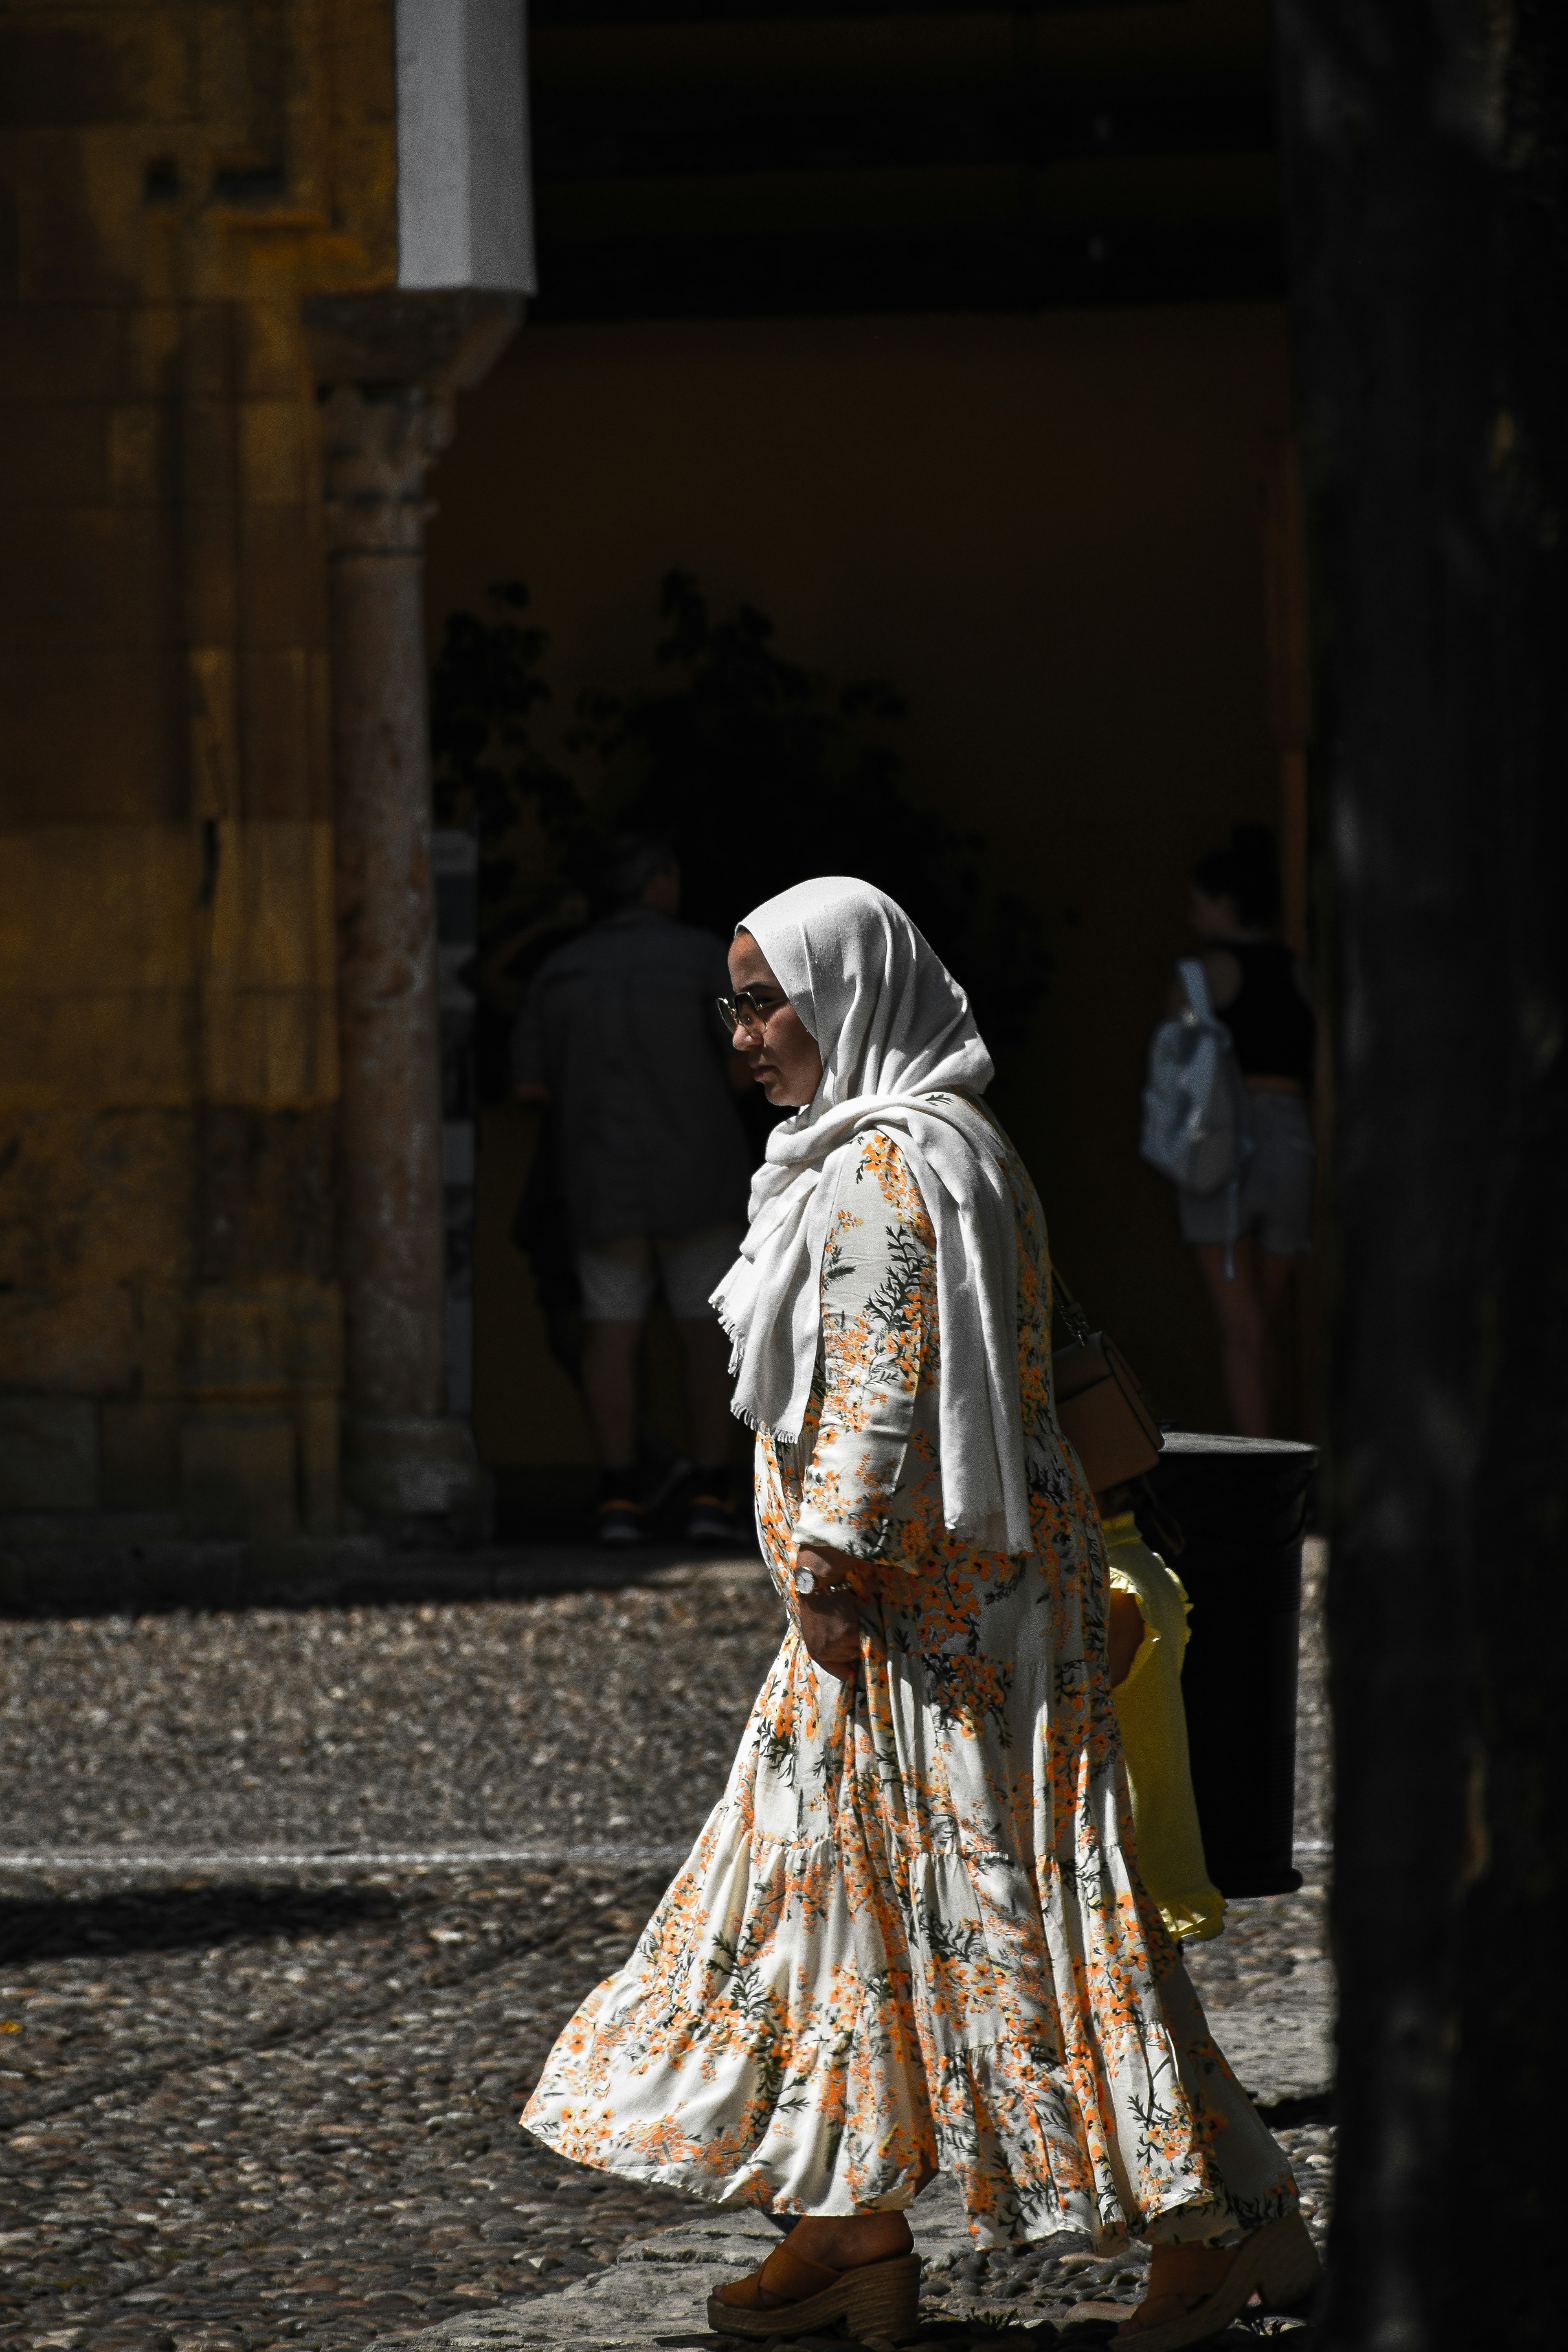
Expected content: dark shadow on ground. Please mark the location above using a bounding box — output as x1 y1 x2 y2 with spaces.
0 1878 398 1961
0 1536 762 1619
1256 2088 1334 2127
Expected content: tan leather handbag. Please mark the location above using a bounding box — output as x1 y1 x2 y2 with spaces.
1051 1276 1164 1496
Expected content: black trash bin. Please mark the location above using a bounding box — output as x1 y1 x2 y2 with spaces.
1135 1433 1316 1898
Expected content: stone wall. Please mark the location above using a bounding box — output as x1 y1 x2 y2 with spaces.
0 3 398 1537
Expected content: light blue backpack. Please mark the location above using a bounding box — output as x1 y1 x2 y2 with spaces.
1140 958 1250 1203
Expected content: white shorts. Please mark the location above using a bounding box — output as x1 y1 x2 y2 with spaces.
577 1225 743 1323
1176 1092 1315 1256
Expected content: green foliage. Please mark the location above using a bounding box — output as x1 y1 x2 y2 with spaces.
428 581 591 915
428 571 1051 1063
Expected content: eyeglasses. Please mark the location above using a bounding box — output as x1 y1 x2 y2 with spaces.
716 987 788 1036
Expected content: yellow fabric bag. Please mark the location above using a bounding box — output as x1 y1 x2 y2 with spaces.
1103 1509 1227 1944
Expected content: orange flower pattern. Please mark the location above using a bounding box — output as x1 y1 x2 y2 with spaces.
523 1121 1298 2250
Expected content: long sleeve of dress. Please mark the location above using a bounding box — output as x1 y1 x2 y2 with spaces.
792 1131 940 1560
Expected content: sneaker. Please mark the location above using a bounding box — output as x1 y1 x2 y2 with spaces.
597 1497 644 1546
686 1491 738 1545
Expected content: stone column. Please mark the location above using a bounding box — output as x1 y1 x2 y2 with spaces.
318 380 483 1533
307 293 517 1537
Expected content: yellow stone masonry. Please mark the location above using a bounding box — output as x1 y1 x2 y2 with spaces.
0 2 398 1532
0 822 336 1107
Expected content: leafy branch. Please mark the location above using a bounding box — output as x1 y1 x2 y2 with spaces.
428 571 1052 1088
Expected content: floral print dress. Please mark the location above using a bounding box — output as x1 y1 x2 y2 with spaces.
523 1122 1297 2251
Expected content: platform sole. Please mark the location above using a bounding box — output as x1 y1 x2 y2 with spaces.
708 2250 923 2342
1112 2214 1322 2352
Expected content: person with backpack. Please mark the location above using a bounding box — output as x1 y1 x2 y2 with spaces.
1140 825 1315 1437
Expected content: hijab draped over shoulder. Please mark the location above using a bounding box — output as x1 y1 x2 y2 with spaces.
711 875 1037 1556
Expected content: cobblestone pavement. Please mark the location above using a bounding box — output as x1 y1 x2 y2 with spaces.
0 1856 705 2352
0 1563 775 1856
0 1549 1333 2351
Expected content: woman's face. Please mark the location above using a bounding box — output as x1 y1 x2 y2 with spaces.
727 932 825 1107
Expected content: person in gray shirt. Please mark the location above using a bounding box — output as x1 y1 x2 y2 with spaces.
512 836 754 1545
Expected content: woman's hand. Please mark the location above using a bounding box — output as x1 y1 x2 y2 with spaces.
794 1543 863 1682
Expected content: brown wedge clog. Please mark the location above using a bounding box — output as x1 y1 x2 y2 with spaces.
708 2240 923 2342
1113 2213 1320 2352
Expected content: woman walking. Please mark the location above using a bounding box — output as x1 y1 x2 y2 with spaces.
523 878 1316 2350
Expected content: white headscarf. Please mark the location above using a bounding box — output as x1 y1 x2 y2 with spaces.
711 876 1034 1556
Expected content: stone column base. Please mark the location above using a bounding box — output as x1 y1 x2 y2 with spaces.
342 1413 492 1546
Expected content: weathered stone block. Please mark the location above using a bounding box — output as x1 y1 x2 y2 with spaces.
202 987 338 1107
178 303 239 402
238 302 313 401
137 1286 186 1398
0 301 127 401
178 1289 292 1400
194 1109 337 1282
242 646 318 821
0 986 195 1108
305 645 334 814
0 1395 98 1510
239 501 315 648
15 125 149 302
184 502 240 644
239 398 307 504
99 1398 182 1509
0 402 109 501
167 1280 343 1399
180 1408 296 1539
317 123 399 284
125 300 181 399
187 641 240 813
297 1393 340 1534
107 402 163 501
0 19 173 130
206 820 335 990
0 650 178 820
283 1282 344 1390
0 500 169 646
0 826 197 994
183 391 239 498
0 1112 195 1287
0 823 336 1109
0 1285 135 1393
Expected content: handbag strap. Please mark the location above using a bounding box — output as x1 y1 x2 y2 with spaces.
1177 955 1216 1022
1051 1269 1092 1346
